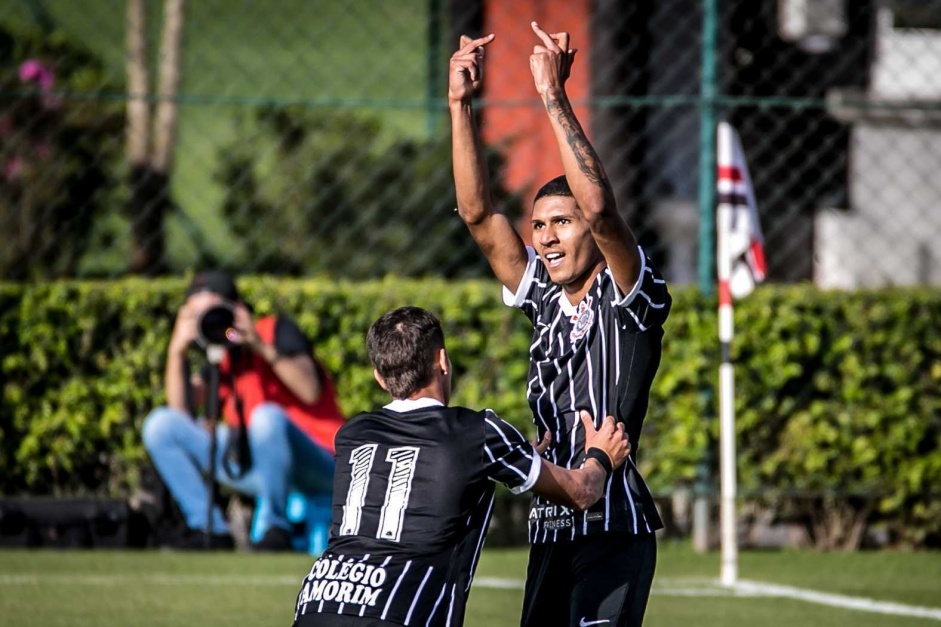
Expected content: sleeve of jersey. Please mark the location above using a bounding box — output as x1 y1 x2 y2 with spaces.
610 246 672 332
482 410 542 495
501 247 545 322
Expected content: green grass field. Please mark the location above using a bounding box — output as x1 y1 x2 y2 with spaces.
2 543 939 627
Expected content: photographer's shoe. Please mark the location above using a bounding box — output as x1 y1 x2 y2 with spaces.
250 525 293 552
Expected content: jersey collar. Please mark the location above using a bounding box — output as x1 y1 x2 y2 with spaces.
384 397 445 412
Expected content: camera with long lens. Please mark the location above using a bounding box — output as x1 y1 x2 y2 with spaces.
195 301 239 349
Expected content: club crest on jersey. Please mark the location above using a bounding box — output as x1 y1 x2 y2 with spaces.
569 296 594 343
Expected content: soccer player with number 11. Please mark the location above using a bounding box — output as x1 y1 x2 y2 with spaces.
292 307 630 627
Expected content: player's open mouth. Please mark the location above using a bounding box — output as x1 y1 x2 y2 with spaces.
544 252 564 268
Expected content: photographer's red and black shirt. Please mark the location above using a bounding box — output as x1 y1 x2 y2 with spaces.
218 314 345 452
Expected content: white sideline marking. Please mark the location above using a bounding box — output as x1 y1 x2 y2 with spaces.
473 576 522 590
0 574 301 587
733 579 941 621
2 573 940 620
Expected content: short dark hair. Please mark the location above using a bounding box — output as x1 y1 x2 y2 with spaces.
366 307 445 399
534 175 573 203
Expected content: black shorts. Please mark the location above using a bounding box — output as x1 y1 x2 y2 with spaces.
294 613 403 627
520 532 657 627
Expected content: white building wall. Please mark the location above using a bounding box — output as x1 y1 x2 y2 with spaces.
815 17 941 288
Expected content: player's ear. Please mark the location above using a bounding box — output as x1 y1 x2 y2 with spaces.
373 368 389 392
437 348 450 376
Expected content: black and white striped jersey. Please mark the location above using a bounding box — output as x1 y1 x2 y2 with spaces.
504 246 671 543
293 398 540 627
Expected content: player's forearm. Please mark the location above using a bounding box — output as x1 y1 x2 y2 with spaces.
541 89 616 221
542 88 642 285
450 101 494 226
533 458 608 511
567 460 607 510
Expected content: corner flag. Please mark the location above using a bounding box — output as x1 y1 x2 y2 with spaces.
715 121 765 588
717 121 766 300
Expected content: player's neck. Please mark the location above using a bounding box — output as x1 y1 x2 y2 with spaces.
404 384 448 406
562 260 606 306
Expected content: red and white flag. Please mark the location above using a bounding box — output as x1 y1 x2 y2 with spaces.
717 121 766 300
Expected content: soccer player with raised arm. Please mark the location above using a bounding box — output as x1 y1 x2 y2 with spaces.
292 307 630 627
449 23 672 627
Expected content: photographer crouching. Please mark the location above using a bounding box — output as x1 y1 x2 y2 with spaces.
142 272 345 551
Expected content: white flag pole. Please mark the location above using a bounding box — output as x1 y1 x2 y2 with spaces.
716 121 738 587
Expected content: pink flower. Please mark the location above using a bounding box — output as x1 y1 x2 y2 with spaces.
19 59 59 109
19 59 56 91
19 59 52 87
19 59 43 81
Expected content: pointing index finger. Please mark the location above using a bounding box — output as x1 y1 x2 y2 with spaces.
530 21 560 51
459 33 495 55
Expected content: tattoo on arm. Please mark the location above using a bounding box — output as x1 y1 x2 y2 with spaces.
546 95 610 190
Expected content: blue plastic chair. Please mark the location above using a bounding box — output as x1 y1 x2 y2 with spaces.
250 491 332 555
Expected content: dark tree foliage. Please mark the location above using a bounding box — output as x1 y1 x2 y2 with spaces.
215 106 523 278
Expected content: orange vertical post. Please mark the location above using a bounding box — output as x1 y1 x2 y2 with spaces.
481 0 592 242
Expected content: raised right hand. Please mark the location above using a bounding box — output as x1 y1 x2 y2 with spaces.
529 22 577 97
448 34 495 104
580 410 630 470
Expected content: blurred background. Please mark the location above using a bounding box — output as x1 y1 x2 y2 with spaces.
2 0 939 285
0 0 939 558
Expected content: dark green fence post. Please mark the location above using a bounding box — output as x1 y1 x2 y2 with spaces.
693 0 719 554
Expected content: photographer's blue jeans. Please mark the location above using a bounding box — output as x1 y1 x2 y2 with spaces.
142 403 335 537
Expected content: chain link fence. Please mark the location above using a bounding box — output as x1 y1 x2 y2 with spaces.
2 1 941 549
1 0 939 284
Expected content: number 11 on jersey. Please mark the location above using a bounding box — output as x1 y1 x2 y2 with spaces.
339 444 420 543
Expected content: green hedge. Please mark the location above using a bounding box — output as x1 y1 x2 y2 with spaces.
1 279 939 545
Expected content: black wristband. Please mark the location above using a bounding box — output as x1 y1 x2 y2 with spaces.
585 447 613 476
